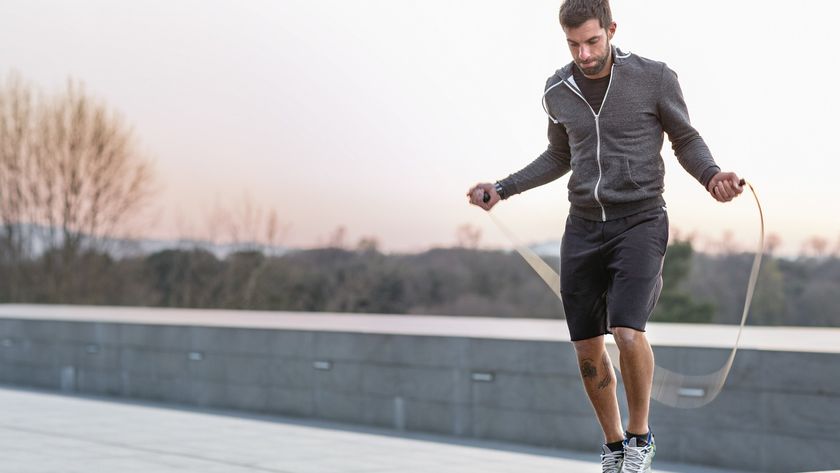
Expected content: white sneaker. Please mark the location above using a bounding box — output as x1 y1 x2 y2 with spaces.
621 432 655 473
600 444 624 473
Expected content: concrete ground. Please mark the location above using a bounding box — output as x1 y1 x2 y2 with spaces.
0 386 751 473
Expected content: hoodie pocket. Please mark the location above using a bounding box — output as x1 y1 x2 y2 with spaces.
621 156 643 190
602 155 642 192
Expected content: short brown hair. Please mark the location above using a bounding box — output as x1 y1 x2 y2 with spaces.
558 0 612 29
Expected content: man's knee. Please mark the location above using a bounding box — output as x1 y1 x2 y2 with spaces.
573 334 605 358
612 327 647 350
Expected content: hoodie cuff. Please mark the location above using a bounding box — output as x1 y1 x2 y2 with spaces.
700 166 721 190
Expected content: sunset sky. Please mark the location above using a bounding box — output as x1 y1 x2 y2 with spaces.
2 0 838 255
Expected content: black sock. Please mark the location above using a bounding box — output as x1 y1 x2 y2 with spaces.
625 430 650 446
606 440 624 452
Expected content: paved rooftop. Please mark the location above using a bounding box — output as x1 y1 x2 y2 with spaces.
0 386 750 473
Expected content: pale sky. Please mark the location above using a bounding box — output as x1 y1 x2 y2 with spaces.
1 0 838 255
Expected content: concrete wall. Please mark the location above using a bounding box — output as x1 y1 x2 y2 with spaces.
1 315 838 472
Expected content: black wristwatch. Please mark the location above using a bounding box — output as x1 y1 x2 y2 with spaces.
494 181 508 200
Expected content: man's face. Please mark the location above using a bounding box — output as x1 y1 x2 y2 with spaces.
563 18 616 78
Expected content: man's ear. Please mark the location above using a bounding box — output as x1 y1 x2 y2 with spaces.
607 21 617 39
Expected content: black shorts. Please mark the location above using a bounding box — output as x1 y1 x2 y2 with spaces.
560 206 669 341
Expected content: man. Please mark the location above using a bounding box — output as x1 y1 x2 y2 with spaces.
466 1 742 472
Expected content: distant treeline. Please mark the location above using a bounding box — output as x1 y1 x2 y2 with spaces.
1 242 839 327
3 73 837 326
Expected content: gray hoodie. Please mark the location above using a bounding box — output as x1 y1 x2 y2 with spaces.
498 46 719 222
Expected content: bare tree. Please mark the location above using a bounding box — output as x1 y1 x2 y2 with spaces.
801 236 829 258
719 230 741 255
456 223 482 249
197 193 289 307
327 225 347 249
222 195 289 308
201 193 281 250
356 235 380 253
0 73 155 301
0 73 39 299
668 226 697 245
765 233 782 256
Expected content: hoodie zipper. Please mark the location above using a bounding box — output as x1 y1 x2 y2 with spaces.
562 64 615 222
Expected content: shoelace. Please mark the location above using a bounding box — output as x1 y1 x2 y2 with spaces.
622 444 654 472
600 449 623 473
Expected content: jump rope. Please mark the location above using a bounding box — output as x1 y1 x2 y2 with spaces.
481 179 765 408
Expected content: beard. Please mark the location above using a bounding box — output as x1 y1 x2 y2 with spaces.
576 45 611 76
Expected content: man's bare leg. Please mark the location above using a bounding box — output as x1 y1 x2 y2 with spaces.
573 335 624 443
612 327 654 435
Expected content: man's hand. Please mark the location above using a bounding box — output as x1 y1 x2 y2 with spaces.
466 183 499 211
706 172 744 203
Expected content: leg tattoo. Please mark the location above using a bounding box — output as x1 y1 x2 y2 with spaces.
581 358 598 379
597 351 612 390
